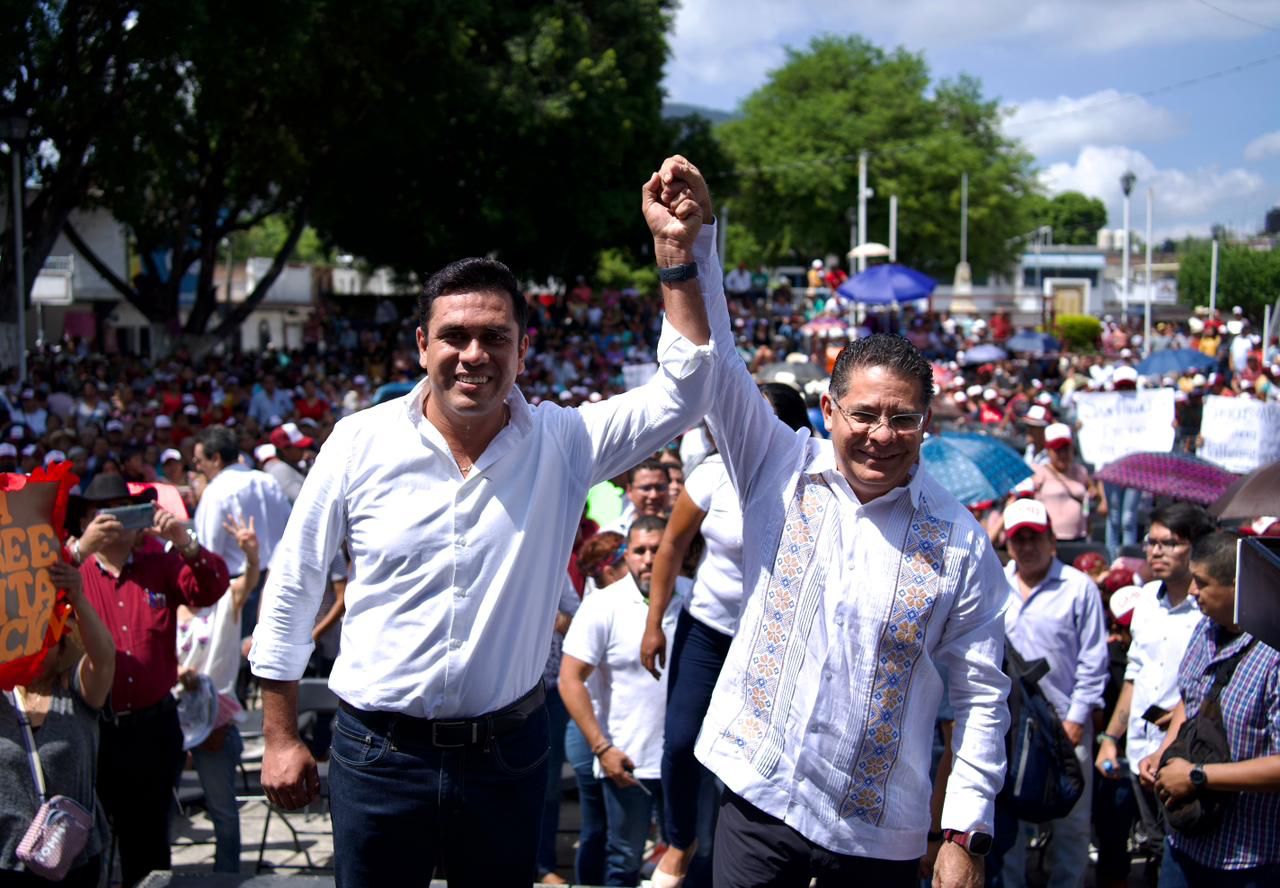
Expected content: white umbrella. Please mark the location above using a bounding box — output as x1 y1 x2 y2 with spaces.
848 242 891 260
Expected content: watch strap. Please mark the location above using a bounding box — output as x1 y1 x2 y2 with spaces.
658 262 699 283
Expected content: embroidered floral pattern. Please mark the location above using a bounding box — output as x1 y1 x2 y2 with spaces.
722 474 830 759
839 509 951 824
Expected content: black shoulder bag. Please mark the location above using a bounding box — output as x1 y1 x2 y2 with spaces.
1159 637 1257 836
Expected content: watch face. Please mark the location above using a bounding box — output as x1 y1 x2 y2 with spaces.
967 832 994 856
1190 767 1206 786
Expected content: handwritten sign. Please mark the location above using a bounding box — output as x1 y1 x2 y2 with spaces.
0 481 62 672
1074 389 1176 469
1199 396 1280 474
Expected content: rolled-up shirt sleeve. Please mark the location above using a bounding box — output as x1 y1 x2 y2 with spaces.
172 546 231 608
249 420 350 681
935 540 1011 832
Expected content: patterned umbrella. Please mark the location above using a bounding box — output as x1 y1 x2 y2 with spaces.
1095 452 1240 505
920 432 1033 507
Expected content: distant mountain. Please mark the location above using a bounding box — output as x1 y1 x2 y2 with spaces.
662 102 737 124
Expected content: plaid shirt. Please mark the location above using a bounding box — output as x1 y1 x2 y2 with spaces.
1169 617 1280 869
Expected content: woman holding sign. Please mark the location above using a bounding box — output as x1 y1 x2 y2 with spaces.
0 560 116 887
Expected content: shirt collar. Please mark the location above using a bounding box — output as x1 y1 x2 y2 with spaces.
405 377 532 433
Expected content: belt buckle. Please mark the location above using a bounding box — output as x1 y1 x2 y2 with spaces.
431 719 478 748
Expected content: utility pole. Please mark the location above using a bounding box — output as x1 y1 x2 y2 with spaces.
889 194 898 263
856 151 868 273
1143 188 1154 357
1120 170 1135 323
1209 239 1218 318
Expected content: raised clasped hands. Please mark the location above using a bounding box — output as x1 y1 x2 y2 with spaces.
643 155 710 264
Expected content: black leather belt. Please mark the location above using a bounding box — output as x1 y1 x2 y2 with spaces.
338 682 545 749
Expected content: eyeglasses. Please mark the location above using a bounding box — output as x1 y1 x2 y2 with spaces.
831 403 926 435
1143 536 1188 551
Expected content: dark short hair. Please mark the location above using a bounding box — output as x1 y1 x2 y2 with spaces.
419 258 528 335
1149 502 1216 545
829 334 934 407
1190 530 1238 585
195 425 239 467
629 514 667 541
626 458 668 486
759 382 812 433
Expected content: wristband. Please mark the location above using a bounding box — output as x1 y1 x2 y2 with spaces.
593 742 613 758
658 262 699 283
1098 733 1120 745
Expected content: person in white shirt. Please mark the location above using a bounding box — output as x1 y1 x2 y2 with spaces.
249 156 717 887
676 162 1011 888
192 425 292 640
640 382 812 886
603 458 671 536
1000 498 1110 888
1094 502 1213 878
562 516 683 886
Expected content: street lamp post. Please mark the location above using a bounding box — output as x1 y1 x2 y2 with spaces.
1 113 30 384
1120 171 1136 326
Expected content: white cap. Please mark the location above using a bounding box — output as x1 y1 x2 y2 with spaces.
183 404 200 416
1109 585 1144 625
43 450 66 466
966 384 983 397
1023 404 1050 426
106 419 125 432
1113 365 1138 385
160 448 183 464
154 415 173 428
1003 499 1050 536
253 443 277 464
1045 422 1072 448
1012 477 1036 498
983 388 998 401
0 443 16 458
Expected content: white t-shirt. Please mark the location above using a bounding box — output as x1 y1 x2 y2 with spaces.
562 572 682 780
177 592 242 698
683 454 745 635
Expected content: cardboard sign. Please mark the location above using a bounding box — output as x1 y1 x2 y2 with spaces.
0 482 62 672
1199 396 1280 474
1074 389 1176 470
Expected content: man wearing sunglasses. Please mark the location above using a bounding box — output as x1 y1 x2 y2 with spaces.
672 160 1012 888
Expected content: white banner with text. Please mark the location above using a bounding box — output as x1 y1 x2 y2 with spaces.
1075 389 1176 469
1199 396 1280 474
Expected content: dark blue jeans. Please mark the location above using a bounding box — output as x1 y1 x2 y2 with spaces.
328 700 549 888
1158 838 1280 887
536 684 570 878
565 720 608 885
661 609 733 852
602 778 664 886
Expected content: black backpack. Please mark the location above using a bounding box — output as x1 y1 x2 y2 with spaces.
1002 643 1086 823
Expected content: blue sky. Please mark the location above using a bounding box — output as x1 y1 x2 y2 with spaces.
663 0 1280 241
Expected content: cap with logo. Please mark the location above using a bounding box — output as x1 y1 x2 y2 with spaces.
1003 499 1050 536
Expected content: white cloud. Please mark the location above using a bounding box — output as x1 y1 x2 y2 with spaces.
1040 145 1269 239
663 0 1280 107
1003 91 1181 158
1244 130 1280 161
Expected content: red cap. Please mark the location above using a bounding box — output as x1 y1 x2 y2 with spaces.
269 422 315 451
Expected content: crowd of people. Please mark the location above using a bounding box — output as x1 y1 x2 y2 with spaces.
0 154 1276 888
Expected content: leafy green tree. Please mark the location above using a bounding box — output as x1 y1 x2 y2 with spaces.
1023 191 1107 246
1177 241 1280 320
717 36 1037 280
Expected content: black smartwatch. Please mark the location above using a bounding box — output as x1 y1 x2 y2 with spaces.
942 829 994 857
658 262 699 283
1189 764 1208 789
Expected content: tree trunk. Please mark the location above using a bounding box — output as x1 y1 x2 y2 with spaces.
209 206 308 338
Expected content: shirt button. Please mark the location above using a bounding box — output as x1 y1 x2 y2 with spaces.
449 638 463 651
127 677 133 684
453 587 466 599
810 724 822 734
121 626 128 632
797 775 805 784
118 601 124 608
834 616 844 627
823 672 832 682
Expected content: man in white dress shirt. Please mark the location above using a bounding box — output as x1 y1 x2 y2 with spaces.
249 156 717 887
1094 502 1212 876
561 515 683 886
679 161 1011 887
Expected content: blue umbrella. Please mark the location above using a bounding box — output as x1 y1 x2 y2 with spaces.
835 263 936 305
962 344 1008 365
1005 331 1061 356
921 432 1032 506
1135 348 1216 377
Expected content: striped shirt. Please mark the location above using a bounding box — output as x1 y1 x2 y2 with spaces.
1169 618 1280 869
